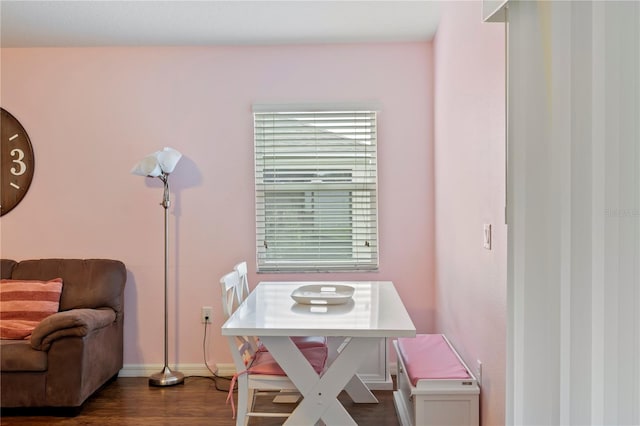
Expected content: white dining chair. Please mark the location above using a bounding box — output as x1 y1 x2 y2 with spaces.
226 333 328 425
221 271 328 425
224 264 324 407
220 270 260 355
220 270 242 320
233 261 250 305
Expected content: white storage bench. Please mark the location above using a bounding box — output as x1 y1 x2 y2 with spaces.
393 334 479 426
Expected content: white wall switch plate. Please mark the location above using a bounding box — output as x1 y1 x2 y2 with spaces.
483 224 492 250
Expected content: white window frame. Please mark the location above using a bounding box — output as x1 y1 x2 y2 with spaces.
254 103 379 273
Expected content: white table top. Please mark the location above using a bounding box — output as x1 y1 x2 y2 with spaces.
221 281 416 338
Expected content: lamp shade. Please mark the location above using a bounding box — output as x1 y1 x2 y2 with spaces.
131 147 182 177
131 154 162 177
156 147 182 174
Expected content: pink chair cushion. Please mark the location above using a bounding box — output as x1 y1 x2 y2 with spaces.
397 334 470 386
291 336 328 349
249 345 328 376
257 335 328 352
226 345 328 419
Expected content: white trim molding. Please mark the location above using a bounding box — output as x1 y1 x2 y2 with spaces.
120 362 398 383
119 364 215 378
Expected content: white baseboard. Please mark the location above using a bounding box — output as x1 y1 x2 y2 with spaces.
119 363 216 378
214 363 237 377
120 362 397 381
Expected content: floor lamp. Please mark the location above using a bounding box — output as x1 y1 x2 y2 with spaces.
132 147 185 387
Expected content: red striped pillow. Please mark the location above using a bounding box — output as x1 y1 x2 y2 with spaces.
0 278 63 340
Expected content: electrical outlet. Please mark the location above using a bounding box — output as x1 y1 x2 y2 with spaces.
201 306 213 324
476 359 483 386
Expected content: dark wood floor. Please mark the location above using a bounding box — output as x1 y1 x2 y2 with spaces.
0 376 401 425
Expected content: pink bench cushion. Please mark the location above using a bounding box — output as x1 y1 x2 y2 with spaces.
249 345 328 376
398 334 470 386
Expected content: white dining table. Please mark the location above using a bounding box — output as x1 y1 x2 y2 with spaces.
221 281 416 426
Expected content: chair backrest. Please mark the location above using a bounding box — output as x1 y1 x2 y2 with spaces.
219 270 241 320
229 334 257 370
233 261 250 304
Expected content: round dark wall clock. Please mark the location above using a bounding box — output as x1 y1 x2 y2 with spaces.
1 108 35 216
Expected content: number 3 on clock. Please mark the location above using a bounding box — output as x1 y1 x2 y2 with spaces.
10 149 28 176
1 108 35 216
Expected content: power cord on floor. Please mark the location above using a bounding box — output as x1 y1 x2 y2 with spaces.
200 318 236 393
183 317 236 392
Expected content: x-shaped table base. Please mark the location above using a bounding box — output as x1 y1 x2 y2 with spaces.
259 335 380 425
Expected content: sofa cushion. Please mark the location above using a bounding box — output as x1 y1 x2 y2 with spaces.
0 278 63 339
9 259 126 314
1 260 17 279
0 340 47 372
30 308 116 351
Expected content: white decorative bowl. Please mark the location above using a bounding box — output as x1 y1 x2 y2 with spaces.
291 284 355 305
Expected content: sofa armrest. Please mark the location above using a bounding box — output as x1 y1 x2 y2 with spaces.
30 308 116 351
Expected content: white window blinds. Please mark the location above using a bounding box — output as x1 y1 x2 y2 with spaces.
254 108 379 272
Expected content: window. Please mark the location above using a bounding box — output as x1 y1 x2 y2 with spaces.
254 106 379 272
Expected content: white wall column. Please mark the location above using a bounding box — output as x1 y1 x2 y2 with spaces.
506 1 640 424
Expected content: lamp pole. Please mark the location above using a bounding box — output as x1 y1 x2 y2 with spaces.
149 174 184 387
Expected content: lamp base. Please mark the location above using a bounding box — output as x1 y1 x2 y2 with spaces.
149 365 184 387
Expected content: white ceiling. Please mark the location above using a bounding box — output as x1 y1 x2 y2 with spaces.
0 1 442 47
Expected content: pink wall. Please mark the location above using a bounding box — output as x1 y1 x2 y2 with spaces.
433 2 506 425
0 43 434 367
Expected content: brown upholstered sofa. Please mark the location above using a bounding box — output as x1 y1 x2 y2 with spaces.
0 258 126 409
